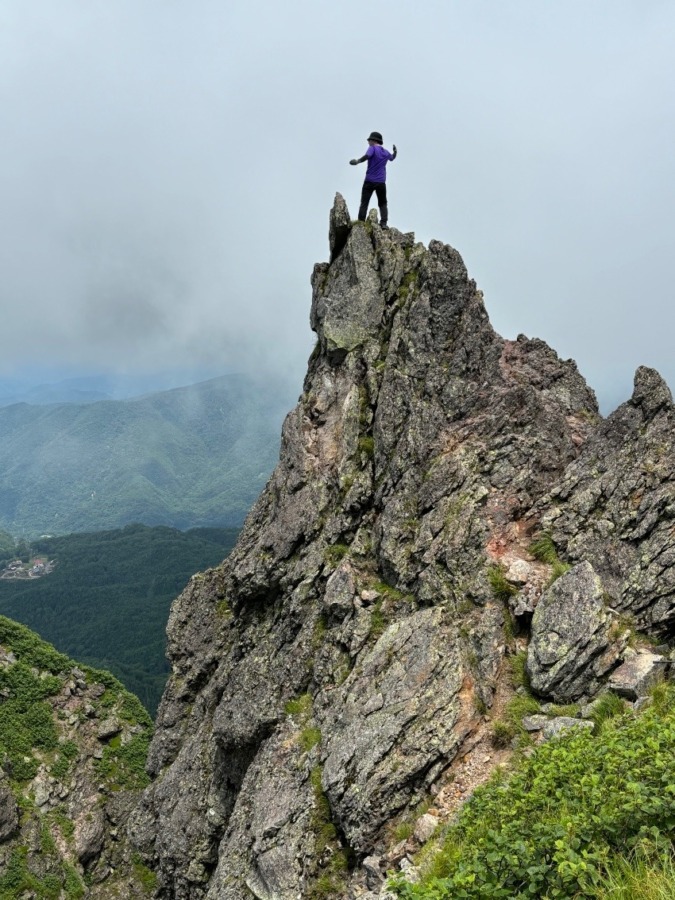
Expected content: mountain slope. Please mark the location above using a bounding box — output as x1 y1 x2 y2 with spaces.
0 616 153 898
0 374 289 536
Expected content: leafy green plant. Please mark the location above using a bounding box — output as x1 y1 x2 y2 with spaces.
393 684 675 899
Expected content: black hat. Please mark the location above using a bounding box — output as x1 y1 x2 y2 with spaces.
367 131 383 144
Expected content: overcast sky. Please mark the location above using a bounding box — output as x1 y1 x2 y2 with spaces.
1 0 674 412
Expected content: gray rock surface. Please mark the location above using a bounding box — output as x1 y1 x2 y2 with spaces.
527 562 622 702
521 714 549 732
0 771 18 842
130 196 674 898
542 717 594 740
539 366 675 635
608 651 669 699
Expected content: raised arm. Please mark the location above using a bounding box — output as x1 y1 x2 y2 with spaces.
391 144 397 160
349 155 368 166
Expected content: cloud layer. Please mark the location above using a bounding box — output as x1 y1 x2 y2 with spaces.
2 1 674 410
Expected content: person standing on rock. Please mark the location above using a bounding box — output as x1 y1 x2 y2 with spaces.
350 131 397 229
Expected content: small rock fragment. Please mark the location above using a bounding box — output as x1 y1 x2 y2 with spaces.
413 813 439 844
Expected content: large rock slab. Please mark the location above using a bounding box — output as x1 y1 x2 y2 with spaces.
608 650 668 699
320 608 466 854
527 561 619 702
131 196 616 898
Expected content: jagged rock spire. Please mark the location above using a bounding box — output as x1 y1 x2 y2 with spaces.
129 202 675 899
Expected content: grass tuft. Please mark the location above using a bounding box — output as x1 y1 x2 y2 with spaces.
487 566 518 601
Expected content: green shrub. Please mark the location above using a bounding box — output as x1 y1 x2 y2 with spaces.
324 544 350 567
550 559 572 583
528 533 571 583
284 693 313 718
358 436 374 457
490 719 516 748
508 651 531 691
589 693 626 729
50 740 79 779
547 702 580 718
132 853 158 894
369 599 387 638
94 730 151 790
307 766 350 898
0 661 61 782
392 684 675 899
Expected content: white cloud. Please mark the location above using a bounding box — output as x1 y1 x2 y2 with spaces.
1 0 674 411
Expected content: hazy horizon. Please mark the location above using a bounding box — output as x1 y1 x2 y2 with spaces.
2 1 674 415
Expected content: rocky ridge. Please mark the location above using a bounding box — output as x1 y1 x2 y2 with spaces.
0 615 154 898
129 196 674 899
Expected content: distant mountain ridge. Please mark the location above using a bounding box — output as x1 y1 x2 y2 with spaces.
0 374 291 536
0 371 231 407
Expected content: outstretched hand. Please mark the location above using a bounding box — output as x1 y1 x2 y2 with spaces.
393 144 397 153
349 159 358 165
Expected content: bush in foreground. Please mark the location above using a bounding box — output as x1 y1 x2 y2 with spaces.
392 684 675 899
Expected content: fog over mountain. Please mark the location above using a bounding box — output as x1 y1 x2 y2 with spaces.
1 1 674 413
0 375 289 536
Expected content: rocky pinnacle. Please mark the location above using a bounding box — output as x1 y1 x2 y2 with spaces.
128 196 674 900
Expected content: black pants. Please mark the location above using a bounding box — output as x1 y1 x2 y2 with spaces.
358 180 388 225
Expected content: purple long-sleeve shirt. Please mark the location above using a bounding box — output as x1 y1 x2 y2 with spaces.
365 145 394 183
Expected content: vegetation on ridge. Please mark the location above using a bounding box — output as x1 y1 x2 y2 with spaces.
0 616 154 898
392 683 675 899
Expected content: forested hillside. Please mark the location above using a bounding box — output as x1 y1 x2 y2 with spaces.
0 524 239 714
0 374 289 536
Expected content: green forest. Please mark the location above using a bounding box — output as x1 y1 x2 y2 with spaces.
0 524 239 714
